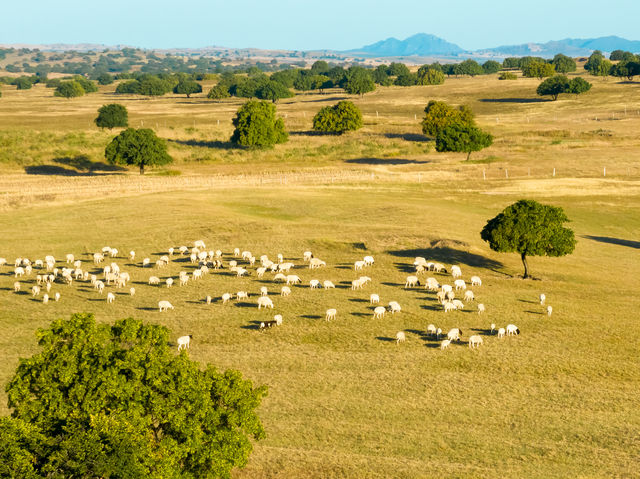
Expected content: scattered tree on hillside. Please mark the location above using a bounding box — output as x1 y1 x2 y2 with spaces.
522 60 555 79
480 200 576 278
499 72 518 80
394 73 418 86
387 62 410 77
230 100 288 148
455 59 483 77
610 61 640 81
421 100 474 137
502 57 520 69
115 79 141 94
416 66 445 85
13 77 33 90
256 80 294 102
0 313 267 478
310 60 330 74
95 103 128 129
54 80 85 98
312 101 363 134
173 79 202 97
552 54 577 74
567 77 592 96
73 75 98 93
207 83 231 100
536 75 591 100
97 72 114 85
482 60 502 74
105 128 172 174
342 67 375 97
435 123 493 160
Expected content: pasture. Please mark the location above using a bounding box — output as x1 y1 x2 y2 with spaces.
0 73 639 477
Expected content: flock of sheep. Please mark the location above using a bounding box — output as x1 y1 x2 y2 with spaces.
1 240 552 350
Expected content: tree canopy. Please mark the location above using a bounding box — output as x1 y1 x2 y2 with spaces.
522 60 555 79
105 128 172 174
435 123 493 160
417 66 445 85
480 199 576 278
536 75 591 100
312 100 363 134
421 100 474 137
0 313 267 478
552 54 577 74
95 103 128 129
173 79 202 97
207 83 231 100
54 80 85 98
231 100 288 148
341 67 375 96
482 60 502 74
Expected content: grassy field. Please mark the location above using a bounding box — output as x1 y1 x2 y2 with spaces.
0 73 639 477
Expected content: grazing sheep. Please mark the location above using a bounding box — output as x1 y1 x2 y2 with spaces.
45 282 52 292
363 255 374 266
65 254 74 264
168 247 175 256
236 268 248 277
370 293 380 304
93 253 104 264
179 246 188 255
256 267 267 278
260 286 268 296
206 295 212 304
469 335 483 349
309 279 321 289
13 281 20 293
156 259 166 269
286 274 301 285
130 287 136 296
166 278 174 288
323 280 335 289
36 275 43 285
303 251 313 262
491 323 496 334
259 321 278 331
497 328 506 338
425 277 439 291
454 279 466 291
73 260 82 269
446 291 455 302
451 265 462 278
443 301 455 313
14 267 25 277
436 328 442 339
179 274 189 287
470 276 482 286
354 260 365 271
192 270 202 281
258 296 274 309
149 276 160 285
95 280 105 293
274 314 283 326
222 293 232 304
281 286 291 296
233 248 240 257
107 292 115 304
309 258 326 269
539 293 546 305
190 253 197 264
414 257 427 267
388 301 401 314
441 284 453 295
0 257 6 266
464 290 475 302
242 250 252 261
373 306 386 319
177 335 192 351
405 275 419 288
158 300 174 312
436 291 447 303
452 299 464 310
447 328 462 342
427 324 437 336
277 262 294 272
42 294 49 304
396 331 406 344
54 292 60 302
547 305 553 317
325 308 337 321
506 324 520 336
236 291 249 300
194 240 206 249
109 248 118 258
351 278 364 290
129 251 135 261
441 339 451 350
142 258 150 267
477 303 485 314
277 253 284 263
32 285 40 297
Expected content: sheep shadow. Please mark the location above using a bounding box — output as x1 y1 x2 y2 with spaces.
349 298 369 303
387 246 502 270
518 299 538 304
394 262 416 274
351 312 371 318
300 314 322 320
234 302 255 308
345 158 431 165
382 281 403 287
525 310 545 315
240 321 263 331
375 336 396 343
583 235 640 249
471 328 494 337
383 132 429 142
425 342 442 349
420 304 442 312
289 130 339 137
136 306 158 311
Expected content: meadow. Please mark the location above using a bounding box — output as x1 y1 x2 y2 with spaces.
0 72 639 477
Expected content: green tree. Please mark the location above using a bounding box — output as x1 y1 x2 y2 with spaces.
552 54 577 74
421 100 474 137
435 123 493 160
312 100 363 134
54 80 85 98
44 78 61 88
522 60 555 79
97 72 114 85
536 75 570 100
231 100 288 148
387 62 410 77
480 200 576 278
105 128 172 174
256 80 294 102
394 73 418 86
455 59 483 76
482 60 502 74
73 75 98 93
567 77 592 96
115 79 141 94
173 79 202 97
416 67 445 85
610 61 640 81
584 50 604 73
502 57 520 68
13 77 33 90
138 76 171 96
498 72 518 80
0 313 267 478
207 83 231 100
95 103 128 129
310 60 330 74
342 67 375 97
270 69 298 88
373 65 391 85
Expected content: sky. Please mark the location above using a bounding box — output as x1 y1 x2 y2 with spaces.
2 0 639 51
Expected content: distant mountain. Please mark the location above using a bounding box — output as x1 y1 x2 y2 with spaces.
476 36 640 58
347 33 464 57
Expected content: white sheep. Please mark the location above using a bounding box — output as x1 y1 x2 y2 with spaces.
130 287 136 296
447 328 462 342
194 240 206 249
274 314 283 326
32 285 40 297
65 254 74 264
0 257 6 266
192 270 202 281
436 291 447 303
286 274 301 285
547 305 553 317
427 324 437 336
129 250 135 261
440 339 451 350
425 277 439 291
42 294 49 304
323 280 335 289
470 276 482 286
497 328 506 338
363 255 374 266
309 279 321 289
73 260 82 269
107 292 115 304
405 275 419 288
221 293 232 304
156 259 166 269
354 260 365 271
149 276 160 285
166 278 174 288
236 291 249 300
325 308 337 321
388 301 401 314
351 278 364 290
179 246 189 255
436 328 442 339
241 250 252 261
506 324 520 336
373 306 386 319
443 301 455 313
278 286 290 297
257 296 274 309
446 291 455 302
490 323 496 334
441 284 453 295
46 282 52 292
168 247 175 256
452 299 464 310
454 279 466 291
206 295 212 304
477 303 485 314
236 267 248 277
14 267 25 277
13 281 20 292
158 300 174 312
370 293 380 304
260 286 268 296
303 251 313 262
539 293 546 305
469 335 483 348
54 292 60 302
451 265 462 278
309 258 326 269
464 290 475 302
93 253 104 264
233 248 240 257
396 331 406 344
142 258 150 267
177 334 192 351
256 267 266 278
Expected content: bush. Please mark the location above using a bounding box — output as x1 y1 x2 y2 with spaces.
13 77 33 90
207 83 231 100
54 81 85 98
231 100 288 148
73 76 98 93
312 101 363 134
95 104 128 129
45 78 62 88
498 72 518 80
482 60 502 74
115 80 141 94
417 67 445 85
97 73 114 85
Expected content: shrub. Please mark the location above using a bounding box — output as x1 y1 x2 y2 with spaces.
498 72 518 80
231 100 288 148
312 101 363 134
421 100 474 137
95 104 128 129
54 81 85 98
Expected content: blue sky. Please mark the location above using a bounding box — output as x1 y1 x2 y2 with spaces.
2 0 638 50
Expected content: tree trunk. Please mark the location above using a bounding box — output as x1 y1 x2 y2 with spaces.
521 252 530 279
466 151 472 161
139 164 145 175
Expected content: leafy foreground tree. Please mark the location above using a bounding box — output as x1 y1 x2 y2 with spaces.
435 123 493 160
54 80 85 98
173 79 202 98
537 75 591 100
313 100 363 134
342 67 375 97
231 100 288 148
421 100 474 137
480 200 576 278
0 313 267 478
95 103 128 129
105 128 172 174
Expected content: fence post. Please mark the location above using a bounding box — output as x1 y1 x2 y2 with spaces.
483 169 486 180
505 169 508 179
553 168 556 177
603 167 606 177
528 168 531 177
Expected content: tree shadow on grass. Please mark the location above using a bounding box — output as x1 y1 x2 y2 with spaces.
387 245 502 270
169 139 235 149
24 156 126 176
345 158 431 165
479 98 548 103
583 235 640 249
383 132 429 142
295 95 349 103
